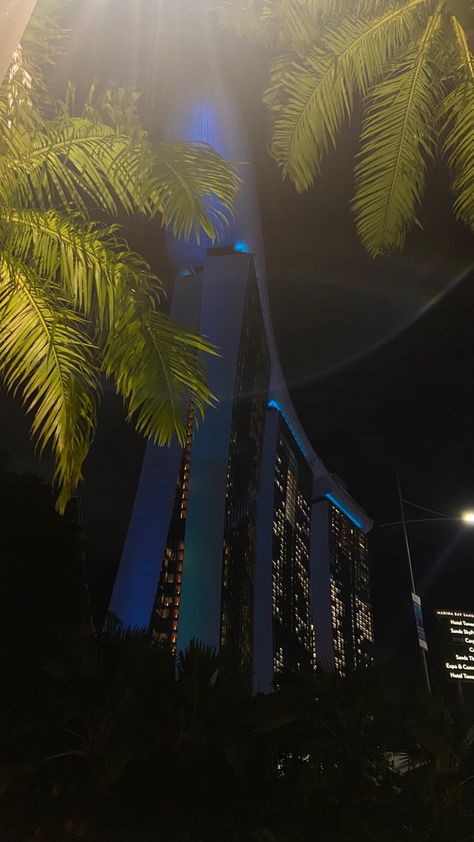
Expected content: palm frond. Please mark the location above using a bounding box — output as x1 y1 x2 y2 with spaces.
151 141 240 242
214 0 321 48
0 117 154 216
440 15 474 229
103 304 215 446
21 0 66 80
0 44 38 135
63 89 240 241
20 0 67 68
0 0 66 131
266 0 426 191
353 6 444 255
0 119 238 244
0 257 99 511
212 0 269 41
81 83 147 143
261 0 322 50
1 208 160 328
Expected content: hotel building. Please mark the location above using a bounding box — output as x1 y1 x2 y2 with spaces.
109 80 373 688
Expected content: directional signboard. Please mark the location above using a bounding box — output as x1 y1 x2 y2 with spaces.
412 593 428 651
436 609 474 683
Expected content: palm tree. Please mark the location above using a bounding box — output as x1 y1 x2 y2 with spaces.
0 1 239 511
402 693 474 820
250 665 397 839
0 0 38 83
0 619 175 839
216 0 474 256
0 631 252 840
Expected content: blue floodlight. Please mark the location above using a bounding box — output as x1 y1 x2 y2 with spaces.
234 240 250 253
267 399 307 459
325 493 363 529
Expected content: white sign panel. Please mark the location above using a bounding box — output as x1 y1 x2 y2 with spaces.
437 610 474 683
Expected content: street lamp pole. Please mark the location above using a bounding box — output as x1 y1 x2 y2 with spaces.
397 475 432 695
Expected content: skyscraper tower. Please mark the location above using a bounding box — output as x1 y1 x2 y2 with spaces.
109 76 374 687
312 483 374 675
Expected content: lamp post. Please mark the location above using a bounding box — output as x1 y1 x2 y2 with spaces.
0 0 37 84
397 476 431 694
380 480 474 695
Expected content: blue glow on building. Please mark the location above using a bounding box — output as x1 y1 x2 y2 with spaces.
267 399 308 459
110 78 373 682
165 95 252 270
234 240 250 253
325 493 363 530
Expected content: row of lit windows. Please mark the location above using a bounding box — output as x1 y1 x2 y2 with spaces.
272 434 315 674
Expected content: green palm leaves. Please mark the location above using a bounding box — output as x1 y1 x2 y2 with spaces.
103 308 214 448
154 141 238 241
267 1 426 187
443 15 474 229
0 258 99 512
216 0 474 255
0 7 239 511
354 4 444 253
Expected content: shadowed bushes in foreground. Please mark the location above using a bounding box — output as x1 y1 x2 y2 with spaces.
1 624 474 840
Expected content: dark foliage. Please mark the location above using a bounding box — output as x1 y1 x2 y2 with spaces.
1 464 474 841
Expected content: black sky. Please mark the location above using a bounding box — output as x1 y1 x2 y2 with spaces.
2 0 474 674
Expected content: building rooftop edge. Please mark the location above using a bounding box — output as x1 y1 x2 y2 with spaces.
183 239 374 535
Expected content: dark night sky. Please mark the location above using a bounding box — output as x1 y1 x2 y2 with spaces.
2 0 474 673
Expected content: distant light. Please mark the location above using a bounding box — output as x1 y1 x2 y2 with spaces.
234 240 250 253
180 267 193 277
462 511 474 524
325 493 363 530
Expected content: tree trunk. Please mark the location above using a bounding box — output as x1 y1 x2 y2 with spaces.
0 0 37 83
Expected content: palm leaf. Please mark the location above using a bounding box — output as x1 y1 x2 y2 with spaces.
261 0 322 50
0 257 99 511
266 0 427 190
20 0 67 68
353 5 444 255
0 3 239 515
214 0 321 48
212 0 269 41
1 0 68 135
80 90 240 240
80 83 147 143
151 141 240 242
0 117 152 216
103 304 216 446
0 120 238 246
1 208 159 328
440 14 474 229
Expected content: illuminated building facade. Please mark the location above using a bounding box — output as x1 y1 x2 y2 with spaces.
254 408 315 686
312 482 374 676
149 407 194 654
218 262 271 672
272 415 315 675
110 249 271 680
147 256 270 674
109 78 373 689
